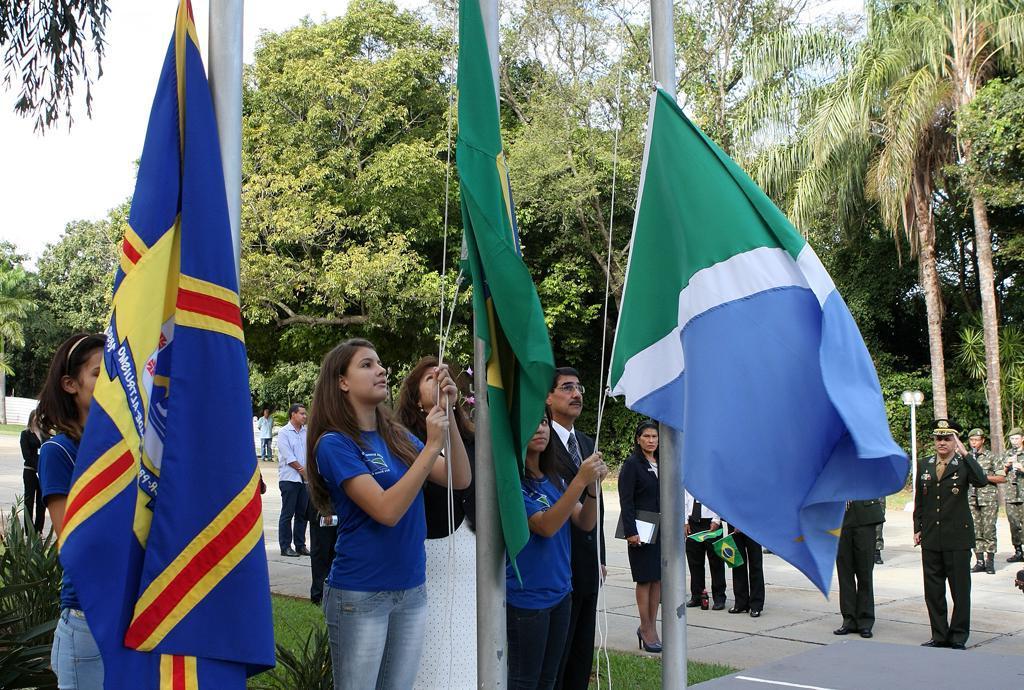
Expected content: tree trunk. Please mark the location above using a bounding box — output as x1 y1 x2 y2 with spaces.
0 340 6 426
914 172 947 419
970 192 1004 453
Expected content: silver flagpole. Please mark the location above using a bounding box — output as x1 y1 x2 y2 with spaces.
475 1 506 687
208 0 245 281
650 2 685 686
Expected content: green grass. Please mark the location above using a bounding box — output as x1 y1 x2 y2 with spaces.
0 423 23 436
256 594 735 688
591 652 735 687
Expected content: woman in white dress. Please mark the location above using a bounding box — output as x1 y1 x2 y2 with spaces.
397 356 477 689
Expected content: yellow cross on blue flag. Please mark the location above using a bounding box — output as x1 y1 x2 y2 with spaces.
58 2 275 686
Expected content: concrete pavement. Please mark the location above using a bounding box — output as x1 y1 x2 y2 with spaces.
3 433 1021 672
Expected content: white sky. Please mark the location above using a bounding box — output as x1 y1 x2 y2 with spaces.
0 0 861 264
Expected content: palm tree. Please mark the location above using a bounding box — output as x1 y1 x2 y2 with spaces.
0 265 37 424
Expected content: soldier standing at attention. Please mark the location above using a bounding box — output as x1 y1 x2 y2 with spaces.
966 428 1005 575
1004 427 1024 564
834 498 885 638
914 419 988 649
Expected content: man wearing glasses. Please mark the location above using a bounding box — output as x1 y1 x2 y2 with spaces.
547 367 605 690
913 419 988 649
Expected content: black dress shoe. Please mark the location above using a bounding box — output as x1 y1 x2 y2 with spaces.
712 601 725 611
728 606 749 614
685 598 701 608
874 551 883 565
296 545 311 556
950 643 966 650
281 547 299 557
859 629 873 638
749 609 761 618
833 626 853 635
921 640 948 648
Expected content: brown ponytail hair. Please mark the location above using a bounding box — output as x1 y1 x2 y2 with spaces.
36 333 106 441
306 338 420 516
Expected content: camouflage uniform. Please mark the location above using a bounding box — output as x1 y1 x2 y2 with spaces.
967 447 1003 565
1004 436 1024 562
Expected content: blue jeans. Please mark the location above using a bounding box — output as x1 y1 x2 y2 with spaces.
322 584 427 690
51 609 104 689
260 438 273 461
278 481 308 551
507 594 572 690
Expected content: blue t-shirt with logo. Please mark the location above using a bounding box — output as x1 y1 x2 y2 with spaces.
506 475 573 610
37 434 82 611
317 430 427 592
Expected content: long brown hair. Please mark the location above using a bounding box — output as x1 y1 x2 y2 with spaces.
36 333 106 441
306 338 421 515
527 407 562 488
395 355 474 444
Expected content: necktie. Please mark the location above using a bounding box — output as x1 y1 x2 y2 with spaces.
690 499 702 521
567 432 582 469
936 459 947 480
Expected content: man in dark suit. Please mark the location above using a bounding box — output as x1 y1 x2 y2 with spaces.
834 499 885 638
914 419 988 649
548 367 604 690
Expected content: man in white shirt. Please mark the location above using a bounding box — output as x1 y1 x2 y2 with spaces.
684 490 726 610
257 408 274 462
277 403 309 557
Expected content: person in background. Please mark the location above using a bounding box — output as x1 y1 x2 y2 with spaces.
396 355 478 689
684 490 725 611
874 500 885 565
20 409 46 532
966 428 1004 575
729 526 765 617
277 403 310 557
1004 427 1024 563
507 411 608 690
36 333 106 688
834 498 885 638
618 420 662 653
546 367 604 690
305 338 470 690
257 408 274 462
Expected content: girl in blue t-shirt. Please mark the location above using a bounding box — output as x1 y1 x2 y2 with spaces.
306 338 471 690
36 332 106 689
507 411 608 690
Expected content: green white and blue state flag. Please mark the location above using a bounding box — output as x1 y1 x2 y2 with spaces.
609 89 909 593
58 1 275 687
457 0 555 569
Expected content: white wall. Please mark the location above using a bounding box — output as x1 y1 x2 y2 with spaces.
3 397 38 426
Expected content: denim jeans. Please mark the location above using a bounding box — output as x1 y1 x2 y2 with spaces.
51 609 104 689
507 593 572 690
260 438 273 461
322 584 427 690
278 481 308 551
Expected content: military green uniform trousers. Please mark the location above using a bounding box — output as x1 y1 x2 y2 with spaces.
922 548 972 646
837 524 876 630
1008 502 1024 547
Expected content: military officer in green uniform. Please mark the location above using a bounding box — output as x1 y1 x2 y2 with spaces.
1005 427 1024 563
966 428 1005 574
834 498 886 638
914 419 988 649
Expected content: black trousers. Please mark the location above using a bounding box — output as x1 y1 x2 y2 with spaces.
731 532 765 611
837 524 876 630
922 548 972 646
554 589 597 690
508 594 573 690
278 481 308 551
686 518 726 603
307 504 337 605
23 469 45 532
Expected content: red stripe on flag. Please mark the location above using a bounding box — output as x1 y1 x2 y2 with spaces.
173 655 186 690
124 487 262 648
63 450 135 527
122 238 142 264
176 288 242 329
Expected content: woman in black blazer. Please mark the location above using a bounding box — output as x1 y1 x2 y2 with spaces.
618 419 662 652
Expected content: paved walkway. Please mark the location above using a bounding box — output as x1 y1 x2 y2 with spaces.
3 433 1022 671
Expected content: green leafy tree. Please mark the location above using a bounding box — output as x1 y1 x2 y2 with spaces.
0 244 37 423
956 75 1024 208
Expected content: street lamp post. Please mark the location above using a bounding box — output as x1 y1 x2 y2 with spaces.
901 390 925 511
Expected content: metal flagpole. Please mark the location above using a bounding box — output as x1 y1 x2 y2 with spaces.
650 1 685 687
475 1 506 687
208 0 245 281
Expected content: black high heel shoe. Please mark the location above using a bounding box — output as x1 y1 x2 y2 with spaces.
636 627 663 653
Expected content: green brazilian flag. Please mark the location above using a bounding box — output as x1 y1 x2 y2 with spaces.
688 527 723 543
713 534 745 569
456 0 555 568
